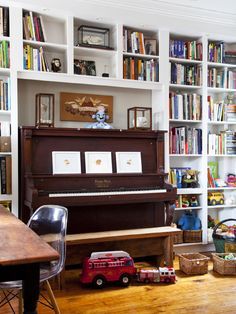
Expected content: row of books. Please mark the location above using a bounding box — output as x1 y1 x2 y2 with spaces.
169 40 202 60
23 45 49 72
0 77 10 111
123 57 159 82
170 62 202 86
169 126 202 155
208 68 236 89
0 6 9 37
0 40 10 68
169 92 202 120
123 29 146 54
23 10 46 42
0 155 11 195
208 41 236 64
208 130 236 155
207 96 236 122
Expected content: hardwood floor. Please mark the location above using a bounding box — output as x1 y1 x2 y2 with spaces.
1 256 236 314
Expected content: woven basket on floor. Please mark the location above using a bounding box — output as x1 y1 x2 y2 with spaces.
178 253 209 275
213 219 236 253
212 253 236 275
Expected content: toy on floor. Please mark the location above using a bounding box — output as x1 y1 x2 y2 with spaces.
137 267 176 284
80 251 136 288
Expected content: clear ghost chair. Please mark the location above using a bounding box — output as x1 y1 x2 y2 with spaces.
0 205 68 314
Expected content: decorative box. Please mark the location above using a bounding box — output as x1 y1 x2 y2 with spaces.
78 25 110 49
127 107 152 130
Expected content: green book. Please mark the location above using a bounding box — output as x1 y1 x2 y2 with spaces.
208 161 218 179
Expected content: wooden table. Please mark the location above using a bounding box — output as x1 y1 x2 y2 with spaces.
0 205 59 314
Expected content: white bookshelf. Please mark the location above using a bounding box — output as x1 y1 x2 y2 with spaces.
1 1 235 251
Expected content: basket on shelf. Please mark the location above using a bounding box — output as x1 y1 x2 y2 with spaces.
178 253 209 275
212 253 236 275
183 230 202 243
173 230 183 244
212 219 236 253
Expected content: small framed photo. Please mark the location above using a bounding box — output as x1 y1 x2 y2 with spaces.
74 59 96 76
35 93 54 127
52 151 81 174
85 151 112 174
116 152 142 173
144 39 157 56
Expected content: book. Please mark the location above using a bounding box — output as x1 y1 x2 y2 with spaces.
208 161 218 179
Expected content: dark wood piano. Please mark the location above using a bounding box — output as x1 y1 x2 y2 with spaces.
19 127 177 235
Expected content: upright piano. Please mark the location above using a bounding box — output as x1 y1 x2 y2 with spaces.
19 127 176 234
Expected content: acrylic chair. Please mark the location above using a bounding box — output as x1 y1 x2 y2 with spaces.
0 204 68 314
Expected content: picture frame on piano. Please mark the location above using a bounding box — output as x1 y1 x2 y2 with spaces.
116 152 142 173
85 151 112 174
52 151 81 174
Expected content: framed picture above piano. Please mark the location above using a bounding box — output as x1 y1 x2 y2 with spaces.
85 151 113 174
116 152 142 173
52 151 81 174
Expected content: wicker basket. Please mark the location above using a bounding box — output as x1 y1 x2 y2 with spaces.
213 219 236 253
183 230 202 243
178 253 209 275
212 253 236 275
173 230 183 244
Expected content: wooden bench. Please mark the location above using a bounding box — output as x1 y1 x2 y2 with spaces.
65 226 181 267
56 227 181 288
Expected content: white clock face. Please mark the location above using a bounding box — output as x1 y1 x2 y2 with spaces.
83 33 104 45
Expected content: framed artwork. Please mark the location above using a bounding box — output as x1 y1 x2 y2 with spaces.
144 39 157 55
85 151 112 174
116 152 142 173
74 59 96 76
52 151 81 174
60 92 113 122
35 93 54 127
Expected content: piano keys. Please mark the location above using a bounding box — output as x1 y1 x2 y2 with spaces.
19 127 177 234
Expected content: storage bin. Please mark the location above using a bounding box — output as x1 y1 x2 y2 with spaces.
183 230 202 243
173 230 183 244
212 253 236 275
213 219 236 253
178 253 209 275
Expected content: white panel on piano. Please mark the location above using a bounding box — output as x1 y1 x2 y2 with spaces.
85 151 113 174
52 151 81 174
116 152 142 173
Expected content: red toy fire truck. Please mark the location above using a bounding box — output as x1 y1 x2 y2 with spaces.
80 251 136 288
137 267 176 283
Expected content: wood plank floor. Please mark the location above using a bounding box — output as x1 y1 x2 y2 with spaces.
1 256 236 314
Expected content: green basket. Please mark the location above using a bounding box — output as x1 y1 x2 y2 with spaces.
213 219 236 253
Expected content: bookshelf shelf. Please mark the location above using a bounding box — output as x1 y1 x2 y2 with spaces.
208 87 236 93
208 204 236 209
23 40 67 52
74 46 117 57
207 61 236 68
207 121 236 125
124 52 159 60
170 154 202 157
174 242 204 247
169 57 202 64
169 119 202 123
208 187 236 190
169 84 202 90
207 154 236 157
175 206 202 211
177 188 203 195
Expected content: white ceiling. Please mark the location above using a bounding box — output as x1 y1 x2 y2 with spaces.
10 0 236 15
9 0 236 27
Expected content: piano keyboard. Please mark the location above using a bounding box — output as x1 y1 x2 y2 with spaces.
49 188 167 198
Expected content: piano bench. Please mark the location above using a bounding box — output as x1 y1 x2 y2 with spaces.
62 226 181 286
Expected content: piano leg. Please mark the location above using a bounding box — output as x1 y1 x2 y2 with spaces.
165 201 175 226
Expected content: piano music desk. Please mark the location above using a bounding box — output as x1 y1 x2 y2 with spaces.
64 226 181 284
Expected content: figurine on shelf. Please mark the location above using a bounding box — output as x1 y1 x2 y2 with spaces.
189 196 199 207
181 169 199 188
51 58 61 72
86 105 113 129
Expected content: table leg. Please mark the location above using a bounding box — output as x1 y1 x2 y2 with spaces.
22 263 40 314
